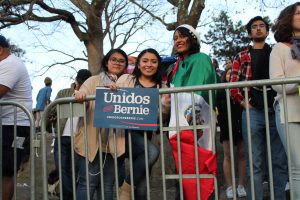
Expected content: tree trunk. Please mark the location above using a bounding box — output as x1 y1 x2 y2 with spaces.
85 38 103 75
85 8 104 75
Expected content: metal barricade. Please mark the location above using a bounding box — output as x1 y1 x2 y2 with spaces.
0 101 36 200
158 77 300 200
39 77 300 200
41 97 85 200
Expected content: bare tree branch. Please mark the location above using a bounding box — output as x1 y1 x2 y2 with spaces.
33 49 87 77
167 0 179 7
129 0 176 30
0 0 149 75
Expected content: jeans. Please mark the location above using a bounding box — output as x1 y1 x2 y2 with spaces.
242 107 288 200
54 136 75 200
275 103 300 199
76 151 124 200
124 130 160 199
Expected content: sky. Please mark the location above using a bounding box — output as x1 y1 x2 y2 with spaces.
0 0 294 107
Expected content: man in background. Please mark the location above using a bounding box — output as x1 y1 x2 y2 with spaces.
35 76 52 133
50 69 91 199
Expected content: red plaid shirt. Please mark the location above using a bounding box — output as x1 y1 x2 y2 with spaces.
230 48 252 104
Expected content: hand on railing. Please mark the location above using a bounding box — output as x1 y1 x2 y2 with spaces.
74 90 86 102
161 94 171 122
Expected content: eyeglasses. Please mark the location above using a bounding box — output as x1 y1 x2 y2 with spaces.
251 24 266 30
109 57 126 65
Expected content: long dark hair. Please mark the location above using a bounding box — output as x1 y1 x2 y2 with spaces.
272 2 300 43
173 27 200 56
221 67 232 83
101 49 128 73
132 48 162 87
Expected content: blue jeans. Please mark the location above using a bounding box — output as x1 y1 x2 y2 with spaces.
54 136 75 200
76 151 124 200
242 107 288 200
275 103 300 199
124 131 160 199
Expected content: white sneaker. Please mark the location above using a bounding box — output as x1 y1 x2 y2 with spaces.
226 186 233 199
237 185 247 198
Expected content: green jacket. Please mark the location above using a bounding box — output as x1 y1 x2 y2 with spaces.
167 52 218 106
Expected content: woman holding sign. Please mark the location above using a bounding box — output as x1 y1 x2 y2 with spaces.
74 49 128 200
113 48 162 200
270 2 300 199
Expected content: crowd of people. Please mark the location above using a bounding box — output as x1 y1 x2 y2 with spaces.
0 2 300 200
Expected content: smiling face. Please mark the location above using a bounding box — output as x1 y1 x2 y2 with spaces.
173 30 191 55
248 20 269 42
107 52 126 76
138 52 159 79
292 6 300 35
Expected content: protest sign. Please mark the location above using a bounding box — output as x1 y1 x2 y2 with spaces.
94 87 159 131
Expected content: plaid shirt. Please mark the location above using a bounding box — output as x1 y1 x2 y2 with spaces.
230 47 252 104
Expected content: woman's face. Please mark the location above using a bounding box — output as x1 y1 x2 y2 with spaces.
107 52 126 76
226 60 233 69
138 52 159 78
173 30 190 54
226 69 232 82
292 6 300 34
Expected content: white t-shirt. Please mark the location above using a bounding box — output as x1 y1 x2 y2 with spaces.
62 117 79 137
0 54 32 126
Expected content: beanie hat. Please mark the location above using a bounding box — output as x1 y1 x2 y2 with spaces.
175 24 200 45
44 77 52 85
76 69 92 85
0 35 9 48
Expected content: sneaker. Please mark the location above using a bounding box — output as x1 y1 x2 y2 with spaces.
237 185 247 198
226 186 233 199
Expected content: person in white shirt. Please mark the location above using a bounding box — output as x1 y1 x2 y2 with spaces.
0 35 32 200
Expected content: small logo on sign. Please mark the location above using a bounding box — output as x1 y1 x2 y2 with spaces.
103 105 113 112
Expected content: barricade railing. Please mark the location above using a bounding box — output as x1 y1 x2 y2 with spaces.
0 101 36 200
41 97 85 200
159 77 300 200
39 76 300 200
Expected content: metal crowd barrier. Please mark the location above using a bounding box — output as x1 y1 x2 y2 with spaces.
36 76 300 200
0 101 36 200
160 77 300 200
